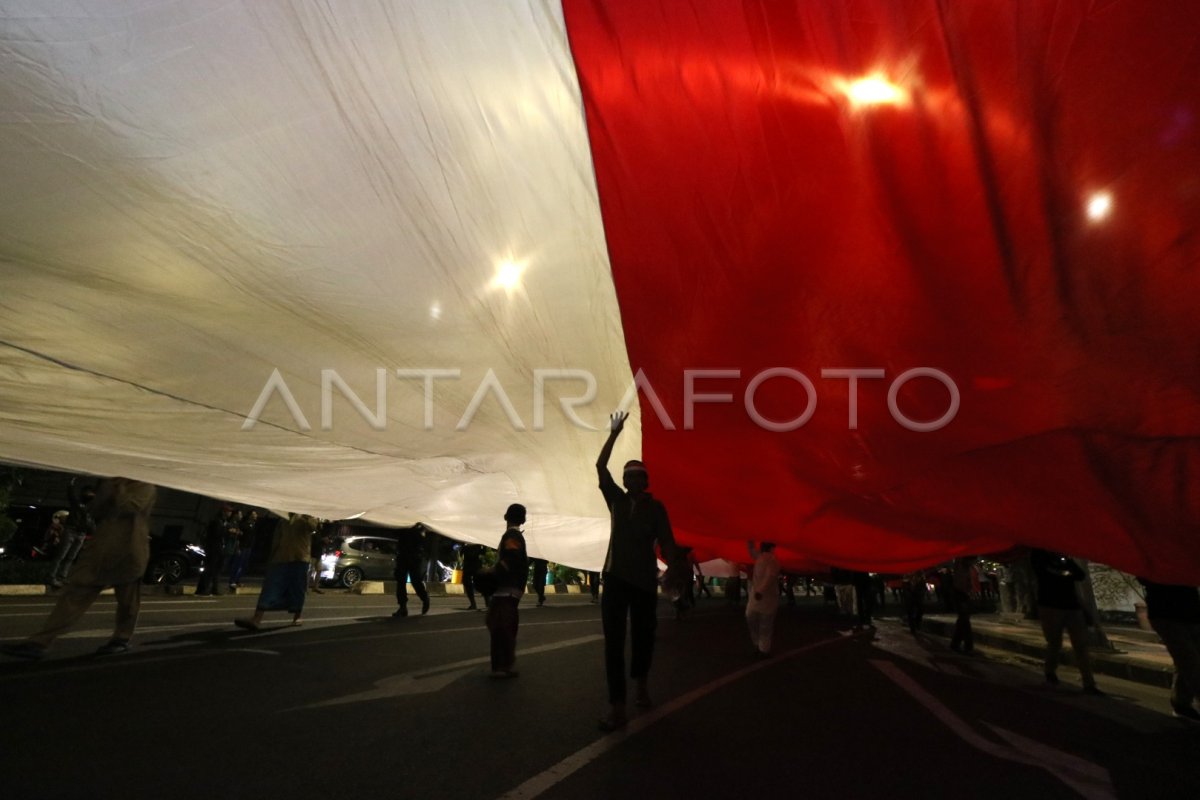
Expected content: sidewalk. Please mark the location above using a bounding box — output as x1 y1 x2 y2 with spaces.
919 611 1177 689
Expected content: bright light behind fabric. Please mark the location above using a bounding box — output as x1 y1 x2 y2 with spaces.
0 1 630 567
563 0 1200 580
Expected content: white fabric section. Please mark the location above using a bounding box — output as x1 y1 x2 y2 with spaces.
0 0 641 569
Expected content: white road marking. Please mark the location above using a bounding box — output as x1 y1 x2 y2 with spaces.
0 614 599 643
870 659 1116 799
291 634 605 710
0 600 220 610
497 635 851 800
0 603 402 619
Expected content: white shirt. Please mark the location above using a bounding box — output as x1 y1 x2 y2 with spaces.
747 550 781 613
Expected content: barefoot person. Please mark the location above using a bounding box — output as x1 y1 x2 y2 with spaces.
235 512 319 630
596 411 677 731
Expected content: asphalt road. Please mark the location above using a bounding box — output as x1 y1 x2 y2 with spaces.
1 592 1197 799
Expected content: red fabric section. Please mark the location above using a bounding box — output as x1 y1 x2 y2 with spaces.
564 1 1200 580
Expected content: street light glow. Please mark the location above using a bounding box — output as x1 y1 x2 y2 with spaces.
839 73 908 108
1086 191 1113 223
491 258 526 293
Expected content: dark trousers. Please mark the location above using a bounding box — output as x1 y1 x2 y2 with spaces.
49 532 85 585
588 571 600 600
531 560 548 603
904 587 926 633
197 547 224 595
1151 619 1200 709
228 548 252 585
854 580 874 626
486 596 520 671
394 555 427 608
601 574 657 705
463 563 480 607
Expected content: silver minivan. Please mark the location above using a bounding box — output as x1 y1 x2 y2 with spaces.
319 535 397 588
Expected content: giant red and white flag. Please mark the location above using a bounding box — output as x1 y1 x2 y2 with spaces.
1 1 1197 580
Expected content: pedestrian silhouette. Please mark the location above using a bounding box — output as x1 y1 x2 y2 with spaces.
595 411 678 731
486 504 528 678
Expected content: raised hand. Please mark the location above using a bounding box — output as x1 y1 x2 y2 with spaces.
609 410 628 434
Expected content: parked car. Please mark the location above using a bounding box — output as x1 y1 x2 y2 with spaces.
320 535 397 588
143 537 206 585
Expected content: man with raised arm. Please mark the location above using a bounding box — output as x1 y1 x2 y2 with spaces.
596 410 677 731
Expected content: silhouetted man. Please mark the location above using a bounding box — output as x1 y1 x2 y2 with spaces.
1032 548 1102 695
393 526 430 617
49 477 96 588
461 542 486 610
197 505 237 596
486 504 528 677
529 558 548 607
596 411 677 731
1137 577 1200 722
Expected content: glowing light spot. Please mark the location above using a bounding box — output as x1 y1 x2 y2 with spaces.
429 302 442 321
491 259 526 293
837 73 908 108
1086 191 1113 223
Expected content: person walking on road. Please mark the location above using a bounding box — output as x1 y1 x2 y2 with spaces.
461 542 486 610
1031 548 1103 695
393 526 430 617
669 546 697 619
903 570 927 634
2 477 157 660
49 478 96 588
950 557 977 653
1137 577 1200 722
308 526 330 594
831 568 856 618
234 513 318 630
529 557 549 607
486 504 528 678
228 509 259 589
852 570 874 630
694 553 712 599
196 505 237 596
746 541 781 656
595 410 678 732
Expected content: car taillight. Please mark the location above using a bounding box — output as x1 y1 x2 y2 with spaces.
335 550 342 557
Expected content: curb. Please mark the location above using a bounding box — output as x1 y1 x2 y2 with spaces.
919 617 1175 689
0 585 53 596
0 583 262 597
0 581 596 597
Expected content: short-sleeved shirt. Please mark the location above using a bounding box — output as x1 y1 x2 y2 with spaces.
598 467 675 593
493 527 528 598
